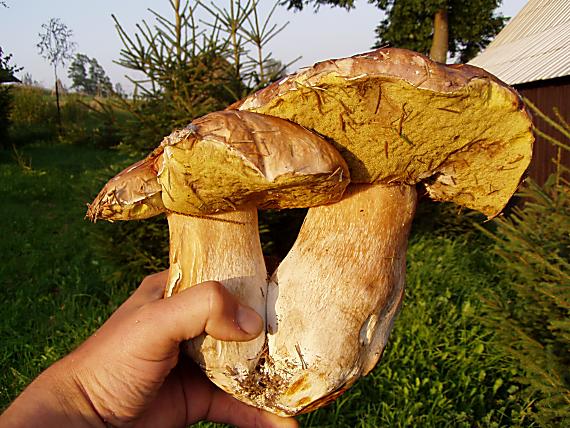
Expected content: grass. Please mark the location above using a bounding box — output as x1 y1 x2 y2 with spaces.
0 141 535 426
0 142 134 406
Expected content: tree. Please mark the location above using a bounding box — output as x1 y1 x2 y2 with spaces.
37 18 75 131
88 58 113 96
0 46 21 83
112 0 291 153
67 53 89 92
21 73 36 86
373 0 506 63
283 0 506 63
0 47 22 147
68 53 113 96
114 82 126 98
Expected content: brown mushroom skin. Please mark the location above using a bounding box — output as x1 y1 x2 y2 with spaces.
87 149 165 222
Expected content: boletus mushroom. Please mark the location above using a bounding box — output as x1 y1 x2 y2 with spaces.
88 48 534 416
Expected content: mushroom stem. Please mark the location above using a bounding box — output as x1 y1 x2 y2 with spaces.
164 208 268 398
164 185 417 416
262 184 417 414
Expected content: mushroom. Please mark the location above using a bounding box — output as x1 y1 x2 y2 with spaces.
223 48 533 414
88 109 349 406
88 48 534 417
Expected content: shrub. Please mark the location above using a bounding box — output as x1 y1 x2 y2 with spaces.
8 85 57 145
0 85 12 148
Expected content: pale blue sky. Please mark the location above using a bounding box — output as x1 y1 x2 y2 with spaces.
0 0 527 90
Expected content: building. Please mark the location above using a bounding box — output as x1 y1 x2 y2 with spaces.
469 0 570 184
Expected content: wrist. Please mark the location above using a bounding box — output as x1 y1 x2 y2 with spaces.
0 359 105 428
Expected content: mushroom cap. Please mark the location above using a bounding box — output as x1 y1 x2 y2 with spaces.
87 110 349 221
230 47 534 217
87 150 165 222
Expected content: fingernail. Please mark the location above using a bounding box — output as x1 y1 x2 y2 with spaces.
237 305 263 336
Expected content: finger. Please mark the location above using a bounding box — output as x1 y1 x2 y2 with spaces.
130 281 264 354
206 388 299 428
111 270 169 319
129 270 170 305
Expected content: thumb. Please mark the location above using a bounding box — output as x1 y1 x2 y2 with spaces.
131 281 264 353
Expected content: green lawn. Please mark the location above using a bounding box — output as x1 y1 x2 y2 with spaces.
1 142 535 426
0 142 133 405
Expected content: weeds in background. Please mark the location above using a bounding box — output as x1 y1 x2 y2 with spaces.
10 144 32 172
8 86 126 148
479 103 570 426
8 85 56 145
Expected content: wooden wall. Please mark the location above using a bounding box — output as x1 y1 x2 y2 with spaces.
515 75 570 185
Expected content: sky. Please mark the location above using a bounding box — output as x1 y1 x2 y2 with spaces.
1 0 528 91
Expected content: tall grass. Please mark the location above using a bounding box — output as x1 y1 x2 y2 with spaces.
0 143 131 406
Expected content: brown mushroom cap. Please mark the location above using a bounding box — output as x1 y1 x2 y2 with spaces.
87 150 165 222
87 110 349 221
230 47 534 217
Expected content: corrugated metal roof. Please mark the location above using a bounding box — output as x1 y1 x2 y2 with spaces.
469 0 570 85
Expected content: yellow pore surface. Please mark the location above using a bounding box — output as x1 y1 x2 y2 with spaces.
159 139 347 215
248 74 534 217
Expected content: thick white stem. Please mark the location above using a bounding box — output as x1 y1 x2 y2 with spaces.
263 184 417 414
165 209 267 398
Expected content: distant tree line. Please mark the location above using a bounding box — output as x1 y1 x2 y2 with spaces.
67 54 113 96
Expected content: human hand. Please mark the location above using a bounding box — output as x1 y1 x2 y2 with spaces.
1 271 297 428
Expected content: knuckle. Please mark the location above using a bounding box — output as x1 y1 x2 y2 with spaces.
140 270 168 289
202 281 230 316
204 279 224 299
